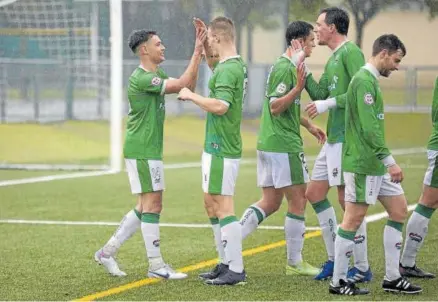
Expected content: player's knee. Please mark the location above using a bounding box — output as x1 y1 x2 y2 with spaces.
342 213 364 231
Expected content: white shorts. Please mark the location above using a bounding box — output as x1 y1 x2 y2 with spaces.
125 158 165 194
423 150 438 188
257 150 309 188
344 172 404 205
311 142 343 186
202 152 240 196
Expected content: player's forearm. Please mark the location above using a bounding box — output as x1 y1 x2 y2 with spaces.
178 51 203 89
189 93 228 115
270 87 301 116
185 52 203 91
305 73 329 100
300 117 312 129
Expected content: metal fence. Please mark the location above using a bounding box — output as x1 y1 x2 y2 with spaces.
0 59 437 123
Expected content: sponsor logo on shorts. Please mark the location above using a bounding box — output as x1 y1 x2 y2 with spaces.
153 239 160 247
332 168 339 178
409 232 423 243
354 235 365 244
151 167 161 184
345 250 353 258
395 242 402 250
222 240 228 248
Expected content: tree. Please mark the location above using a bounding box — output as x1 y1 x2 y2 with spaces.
217 0 279 57
344 0 396 48
425 0 438 18
289 0 328 22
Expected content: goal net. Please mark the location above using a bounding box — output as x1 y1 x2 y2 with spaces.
0 0 122 172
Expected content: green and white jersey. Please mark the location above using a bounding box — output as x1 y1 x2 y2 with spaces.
257 55 303 153
123 66 168 159
427 77 438 151
306 41 365 143
204 55 247 158
343 63 390 176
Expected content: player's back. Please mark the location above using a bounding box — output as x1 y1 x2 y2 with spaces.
204 56 247 158
124 67 168 160
257 55 303 153
343 67 386 176
325 41 365 144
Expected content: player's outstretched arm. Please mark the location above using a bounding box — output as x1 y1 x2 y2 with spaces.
305 72 329 100
164 21 206 94
305 93 347 119
177 87 228 115
270 62 306 116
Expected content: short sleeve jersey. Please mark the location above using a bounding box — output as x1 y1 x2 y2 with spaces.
204 56 248 158
123 66 168 159
257 55 303 153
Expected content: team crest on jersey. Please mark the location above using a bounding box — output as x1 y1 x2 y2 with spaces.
151 77 162 86
276 83 287 94
364 93 374 105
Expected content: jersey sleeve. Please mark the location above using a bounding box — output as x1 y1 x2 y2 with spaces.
334 92 347 108
138 72 167 95
344 48 365 78
305 72 329 100
356 80 391 160
214 67 238 104
266 65 294 101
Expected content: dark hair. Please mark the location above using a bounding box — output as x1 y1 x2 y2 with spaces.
128 29 156 53
285 21 314 46
372 34 406 57
320 7 349 35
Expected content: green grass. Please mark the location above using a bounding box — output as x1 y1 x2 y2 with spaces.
0 113 432 166
0 153 437 300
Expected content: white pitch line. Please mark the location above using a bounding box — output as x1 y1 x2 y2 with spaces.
0 147 427 188
0 170 116 187
0 204 419 230
0 218 321 231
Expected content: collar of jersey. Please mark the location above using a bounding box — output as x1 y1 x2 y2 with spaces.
219 55 241 64
332 39 349 54
281 54 297 67
138 65 150 72
362 63 380 79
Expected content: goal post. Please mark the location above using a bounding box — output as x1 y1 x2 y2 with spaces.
0 0 123 172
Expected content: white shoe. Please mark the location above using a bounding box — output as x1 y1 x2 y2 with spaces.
94 249 127 277
148 264 187 280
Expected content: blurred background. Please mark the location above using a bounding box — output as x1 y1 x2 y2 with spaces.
0 0 437 169
1 0 437 123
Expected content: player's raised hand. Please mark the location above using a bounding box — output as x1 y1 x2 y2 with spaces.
305 102 319 119
193 17 207 32
388 164 404 183
178 87 193 101
307 125 326 144
296 62 306 92
289 39 305 65
193 18 207 54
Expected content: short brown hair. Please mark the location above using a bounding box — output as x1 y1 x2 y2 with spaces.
209 16 235 41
